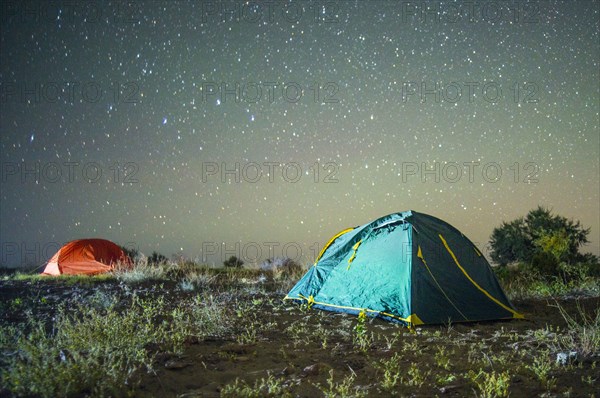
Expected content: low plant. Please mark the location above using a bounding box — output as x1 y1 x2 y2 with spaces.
376 353 402 392
402 337 420 353
467 369 511 398
382 334 399 350
434 346 452 370
526 350 556 391
553 300 600 358
190 294 229 337
237 321 259 344
0 294 228 397
314 370 366 398
353 309 372 352
2 297 162 396
436 373 457 386
313 322 333 349
284 319 310 347
114 260 166 283
404 362 429 387
221 374 292 397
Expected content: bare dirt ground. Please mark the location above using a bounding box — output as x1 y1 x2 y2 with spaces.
1 279 598 397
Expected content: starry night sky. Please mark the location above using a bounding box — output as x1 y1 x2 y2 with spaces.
1 1 598 267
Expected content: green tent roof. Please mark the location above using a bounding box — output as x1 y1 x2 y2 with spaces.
286 210 522 327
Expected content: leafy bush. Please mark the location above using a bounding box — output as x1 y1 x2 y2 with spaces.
260 257 305 287
119 245 139 261
494 262 600 300
148 251 168 266
224 255 244 268
489 207 590 267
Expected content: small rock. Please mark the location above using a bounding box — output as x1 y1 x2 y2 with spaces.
165 359 193 370
556 351 578 366
221 343 252 354
302 364 320 376
439 384 461 394
279 366 293 376
302 362 331 376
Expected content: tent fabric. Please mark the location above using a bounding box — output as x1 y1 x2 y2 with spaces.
42 239 132 276
285 210 522 327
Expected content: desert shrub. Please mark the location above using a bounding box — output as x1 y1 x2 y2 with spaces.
314 370 367 398
489 207 591 270
1 297 163 397
261 257 304 280
221 374 292 398
119 245 139 261
495 259 600 300
179 272 218 291
224 255 244 268
164 261 197 279
114 260 166 283
148 251 168 266
554 300 600 358
529 251 560 277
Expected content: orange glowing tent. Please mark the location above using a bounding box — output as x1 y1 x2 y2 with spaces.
42 238 132 275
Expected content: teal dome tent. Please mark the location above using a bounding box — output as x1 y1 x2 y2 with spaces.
285 210 523 327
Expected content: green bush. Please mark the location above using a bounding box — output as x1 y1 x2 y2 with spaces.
489 207 591 269
148 251 168 266
224 256 244 268
529 251 560 277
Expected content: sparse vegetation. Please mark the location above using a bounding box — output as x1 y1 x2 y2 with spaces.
224 255 244 268
0 252 598 397
0 294 229 397
221 374 292 398
553 300 600 358
147 251 168 266
119 245 139 261
467 369 511 398
526 350 556 391
377 353 402 392
353 309 373 352
314 370 366 398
